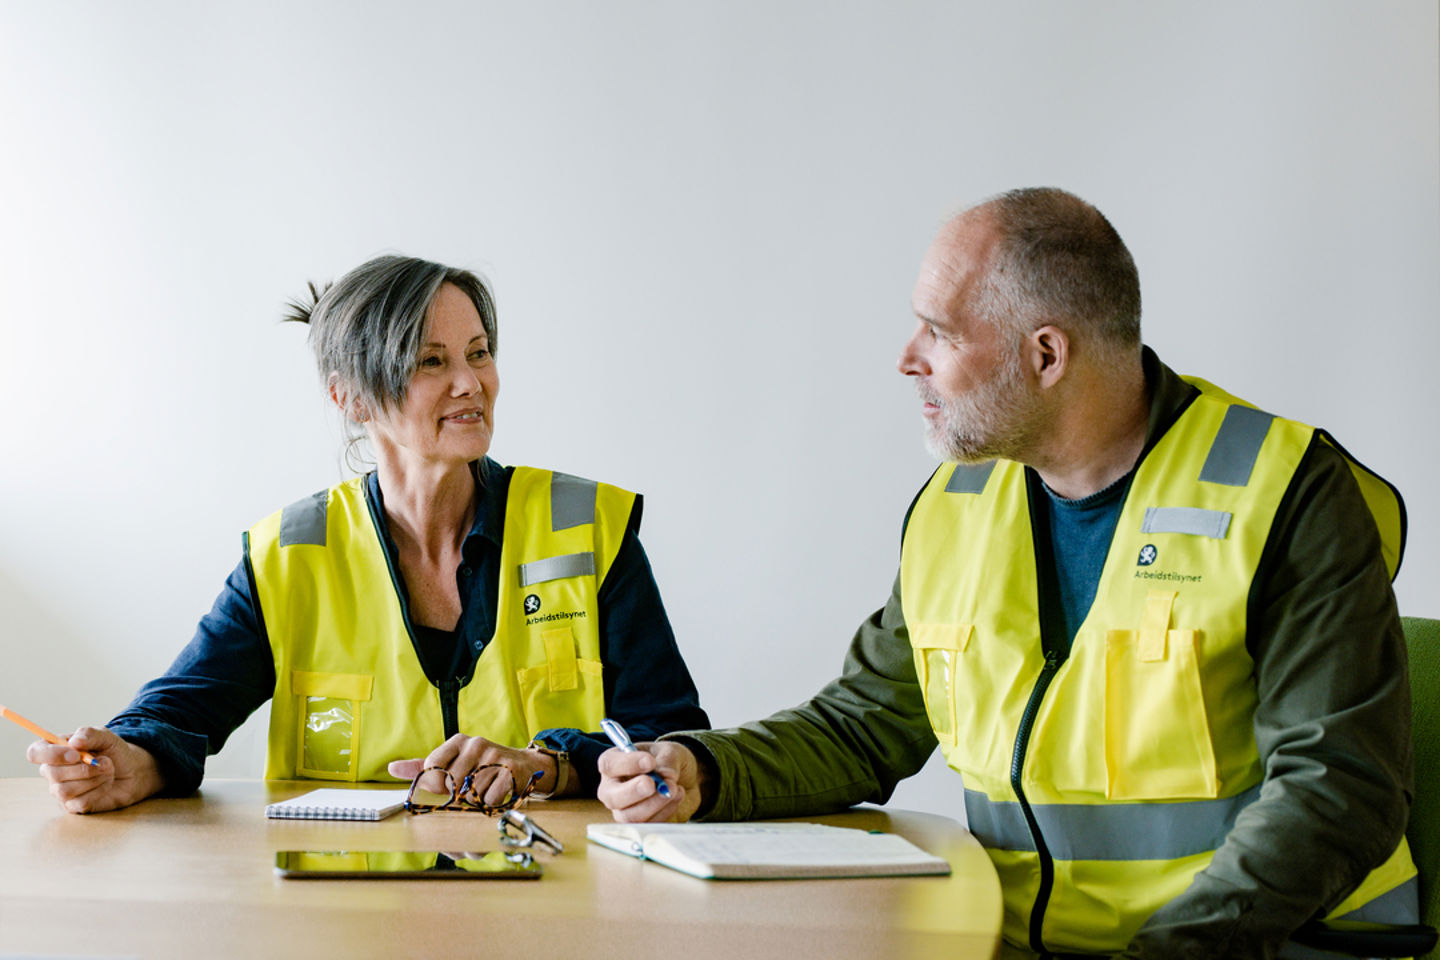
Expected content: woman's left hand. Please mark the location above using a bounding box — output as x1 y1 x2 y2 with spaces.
388 734 556 807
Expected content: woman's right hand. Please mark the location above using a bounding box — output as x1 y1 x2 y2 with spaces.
27 726 165 814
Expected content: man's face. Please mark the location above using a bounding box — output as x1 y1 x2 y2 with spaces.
898 214 1041 463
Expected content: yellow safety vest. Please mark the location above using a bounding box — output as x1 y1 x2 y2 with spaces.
248 466 635 782
901 378 1414 955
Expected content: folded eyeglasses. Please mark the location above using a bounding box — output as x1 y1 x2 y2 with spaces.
402 764 564 856
403 763 543 817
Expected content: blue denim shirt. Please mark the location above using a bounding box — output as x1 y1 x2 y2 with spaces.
108 457 709 796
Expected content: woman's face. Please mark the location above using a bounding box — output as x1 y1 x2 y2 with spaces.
366 282 500 470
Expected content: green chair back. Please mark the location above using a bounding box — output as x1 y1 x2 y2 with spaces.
1404 616 1440 939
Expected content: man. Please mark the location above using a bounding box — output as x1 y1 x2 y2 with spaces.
598 188 1419 958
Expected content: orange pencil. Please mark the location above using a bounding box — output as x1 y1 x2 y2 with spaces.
0 705 100 766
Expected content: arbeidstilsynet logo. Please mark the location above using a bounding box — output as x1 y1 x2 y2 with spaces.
523 594 541 615
1137 544 1158 566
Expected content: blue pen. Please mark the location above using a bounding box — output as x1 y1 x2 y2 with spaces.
600 717 671 798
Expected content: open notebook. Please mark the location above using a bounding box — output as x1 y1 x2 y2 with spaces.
586 821 951 880
265 788 408 821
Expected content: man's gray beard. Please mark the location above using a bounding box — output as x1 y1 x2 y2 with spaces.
920 355 1040 463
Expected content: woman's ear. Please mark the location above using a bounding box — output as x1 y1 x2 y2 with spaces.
328 374 368 422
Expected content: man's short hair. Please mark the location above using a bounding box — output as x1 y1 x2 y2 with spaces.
974 187 1142 354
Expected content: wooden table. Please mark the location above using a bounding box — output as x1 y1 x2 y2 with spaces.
0 779 1001 959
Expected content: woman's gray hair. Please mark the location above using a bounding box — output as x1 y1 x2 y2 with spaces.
284 254 498 468
285 254 497 411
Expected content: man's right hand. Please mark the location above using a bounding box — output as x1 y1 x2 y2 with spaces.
27 725 164 814
597 740 705 823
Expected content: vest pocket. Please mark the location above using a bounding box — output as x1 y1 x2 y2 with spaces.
910 624 974 750
514 626 603 737
1103 627 1219 800
291 670 373 781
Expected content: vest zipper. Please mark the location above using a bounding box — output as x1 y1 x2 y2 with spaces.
1015 467 1079 957
363 478 459 739
1012 647 1063 956
439 678 462 739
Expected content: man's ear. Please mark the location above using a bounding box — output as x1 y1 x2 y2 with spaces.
1027 325 1069 390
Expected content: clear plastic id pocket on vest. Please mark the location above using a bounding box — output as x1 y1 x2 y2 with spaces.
911 624 972 748
291 670 373 780
912 622 1038 777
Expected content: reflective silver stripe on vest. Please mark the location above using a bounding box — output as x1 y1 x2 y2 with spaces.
278 490 328 547
518 551 596 587
1199 404 1276 487
1141 506 1232 539
1333 875 1421 924
551 473 597 531
945 461 997 494
1276 877 1421 959
964 784 1260 861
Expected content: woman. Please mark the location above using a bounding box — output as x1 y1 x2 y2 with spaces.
28 255 709 813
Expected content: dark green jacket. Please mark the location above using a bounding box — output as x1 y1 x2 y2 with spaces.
672 350 1412 959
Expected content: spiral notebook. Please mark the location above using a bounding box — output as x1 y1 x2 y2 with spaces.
264 788 408 821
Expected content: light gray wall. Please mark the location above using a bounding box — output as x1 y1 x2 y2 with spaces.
2 2 1436 818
